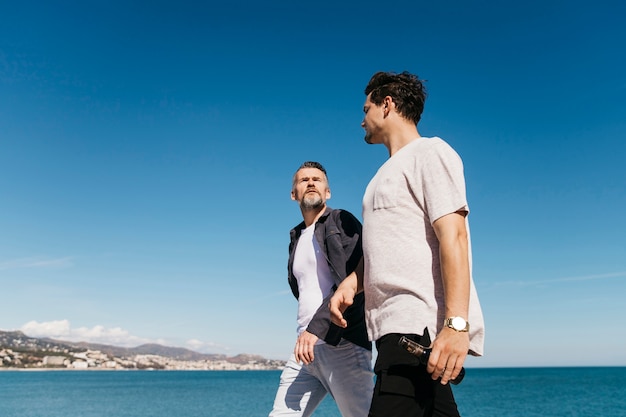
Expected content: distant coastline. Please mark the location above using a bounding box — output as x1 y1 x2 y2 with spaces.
1 330 285 371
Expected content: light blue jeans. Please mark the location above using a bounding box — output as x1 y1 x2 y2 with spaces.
269 339 374 417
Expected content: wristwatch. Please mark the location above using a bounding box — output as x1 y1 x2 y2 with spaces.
445 316 469 332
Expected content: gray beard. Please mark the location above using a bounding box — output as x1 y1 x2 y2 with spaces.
300 194 323 210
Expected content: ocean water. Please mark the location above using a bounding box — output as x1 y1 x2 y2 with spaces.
1 367 625 417
454 367 626 416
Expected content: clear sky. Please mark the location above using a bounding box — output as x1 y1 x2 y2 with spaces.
1 0 625 367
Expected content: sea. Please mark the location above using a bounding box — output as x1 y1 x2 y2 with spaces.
1 367 625 417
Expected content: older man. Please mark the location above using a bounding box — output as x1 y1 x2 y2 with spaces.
269 161 373 417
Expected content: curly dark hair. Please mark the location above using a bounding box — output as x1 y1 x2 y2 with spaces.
364 71 427 125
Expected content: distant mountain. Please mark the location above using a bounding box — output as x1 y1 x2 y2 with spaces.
0 330 268 364
55 340 222 361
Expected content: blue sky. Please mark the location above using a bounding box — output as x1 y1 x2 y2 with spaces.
1 0 625 367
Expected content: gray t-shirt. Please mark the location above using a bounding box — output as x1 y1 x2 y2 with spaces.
363 137 485 356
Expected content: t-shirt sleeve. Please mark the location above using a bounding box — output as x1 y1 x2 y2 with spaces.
421 142 469 225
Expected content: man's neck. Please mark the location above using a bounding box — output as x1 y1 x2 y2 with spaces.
385 125 421 157
301 205 327 227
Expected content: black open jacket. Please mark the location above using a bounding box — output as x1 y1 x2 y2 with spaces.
288 207 370 350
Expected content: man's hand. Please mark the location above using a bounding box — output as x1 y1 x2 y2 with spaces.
426 327 469 385
329 284 356 328
329 259 363 328
294 331 318 365
430 212 471 385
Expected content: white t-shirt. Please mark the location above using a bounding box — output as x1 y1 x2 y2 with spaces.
293 223 335 340
362 137 485 356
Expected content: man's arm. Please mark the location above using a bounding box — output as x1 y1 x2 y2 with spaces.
296 262 362 364
296 210 362 364
329 258 363 328
429 211 471 385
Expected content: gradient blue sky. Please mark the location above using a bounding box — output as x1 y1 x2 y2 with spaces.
1 0 625 367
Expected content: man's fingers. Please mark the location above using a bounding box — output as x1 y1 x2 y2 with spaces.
330 309 347 327
438 359 462 385
294 340 315 365
439 364 452 385
329 294 352 328
296 346 314 365
428 352 463 385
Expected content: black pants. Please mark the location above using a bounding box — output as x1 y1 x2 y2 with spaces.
368 333 461 417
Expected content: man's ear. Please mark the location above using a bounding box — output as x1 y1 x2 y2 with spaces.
326 188 331 199
383 96 394 113
291 190 296 201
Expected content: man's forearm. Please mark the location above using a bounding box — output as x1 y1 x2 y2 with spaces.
439 235 470 319
434 213 470 319
344 257 364 294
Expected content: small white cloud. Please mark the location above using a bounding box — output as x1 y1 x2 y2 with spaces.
496 271 626 288
20 320 151 347
21 319 71 338
19 320 227 352
185 338 229 353
0 257 73 271
186 338 205 350
70 325 151 347
260 290 292 299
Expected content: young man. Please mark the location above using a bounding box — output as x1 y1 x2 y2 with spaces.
330 72 485 416
269 161 374 417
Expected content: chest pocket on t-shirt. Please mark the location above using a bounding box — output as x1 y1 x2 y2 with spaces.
373 176 400 210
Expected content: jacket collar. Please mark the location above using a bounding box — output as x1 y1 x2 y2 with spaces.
290 206 332 240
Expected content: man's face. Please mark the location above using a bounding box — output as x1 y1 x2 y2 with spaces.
291 167 330 210
362 94 385 144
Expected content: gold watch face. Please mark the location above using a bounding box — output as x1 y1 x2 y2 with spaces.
450 317 467 331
